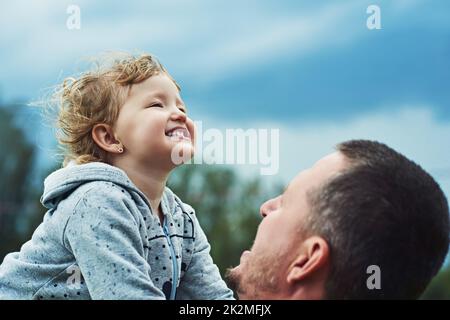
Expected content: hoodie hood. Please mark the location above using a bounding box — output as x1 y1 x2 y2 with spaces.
41 162 145 209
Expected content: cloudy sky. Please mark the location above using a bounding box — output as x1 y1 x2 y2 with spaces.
1 0 449 204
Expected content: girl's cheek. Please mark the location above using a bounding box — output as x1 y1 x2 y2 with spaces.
188 118 196 145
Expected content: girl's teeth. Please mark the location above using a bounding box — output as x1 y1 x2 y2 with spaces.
168 128 190 140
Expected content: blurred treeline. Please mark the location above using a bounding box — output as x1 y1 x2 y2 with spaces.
0 103 449 299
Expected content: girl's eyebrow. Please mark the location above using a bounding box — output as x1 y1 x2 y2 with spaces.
144 91 166 102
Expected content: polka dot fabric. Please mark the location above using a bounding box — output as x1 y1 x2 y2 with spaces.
0 162 234 300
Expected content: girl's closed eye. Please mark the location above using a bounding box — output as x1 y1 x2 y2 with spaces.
147 103 163 109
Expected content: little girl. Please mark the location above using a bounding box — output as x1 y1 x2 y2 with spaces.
0 53 234 300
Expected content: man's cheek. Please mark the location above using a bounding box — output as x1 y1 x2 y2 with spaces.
253 224 272 252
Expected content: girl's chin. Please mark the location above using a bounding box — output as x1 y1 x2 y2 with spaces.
168 143 195 166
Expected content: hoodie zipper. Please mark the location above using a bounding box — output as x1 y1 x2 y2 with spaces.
162 218 178 300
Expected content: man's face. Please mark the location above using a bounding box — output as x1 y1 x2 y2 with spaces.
226 151 347 299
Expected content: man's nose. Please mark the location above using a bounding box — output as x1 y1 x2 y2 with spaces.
260 195 281 218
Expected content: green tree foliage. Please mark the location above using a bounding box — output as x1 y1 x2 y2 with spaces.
0 105 46 259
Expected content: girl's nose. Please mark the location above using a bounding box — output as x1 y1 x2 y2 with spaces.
260 195 282 218
170 107 187 122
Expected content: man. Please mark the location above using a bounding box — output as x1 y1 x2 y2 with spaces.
226 140 449 299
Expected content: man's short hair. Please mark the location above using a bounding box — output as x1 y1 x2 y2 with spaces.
307 140 450 299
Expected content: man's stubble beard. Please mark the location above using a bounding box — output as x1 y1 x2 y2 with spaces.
225 249 285 299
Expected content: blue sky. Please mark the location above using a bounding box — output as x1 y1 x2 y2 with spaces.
1 0 450 204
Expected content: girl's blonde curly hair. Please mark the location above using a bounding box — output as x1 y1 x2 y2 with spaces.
51 52 178 167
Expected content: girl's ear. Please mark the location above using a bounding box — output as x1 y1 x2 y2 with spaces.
92 124 123 154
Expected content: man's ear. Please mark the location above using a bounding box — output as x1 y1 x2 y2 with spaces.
92 123 123 154
286 236 329 284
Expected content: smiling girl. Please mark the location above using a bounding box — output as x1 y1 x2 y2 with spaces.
0 53 234 300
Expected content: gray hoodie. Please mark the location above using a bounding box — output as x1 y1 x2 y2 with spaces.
0 162 234 300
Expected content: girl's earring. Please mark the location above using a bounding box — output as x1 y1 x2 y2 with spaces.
117 145 124 153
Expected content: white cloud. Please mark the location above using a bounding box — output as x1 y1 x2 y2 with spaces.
194 106 450 201
278 107 450 193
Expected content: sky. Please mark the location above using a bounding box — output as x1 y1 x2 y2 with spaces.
0 0 449 204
